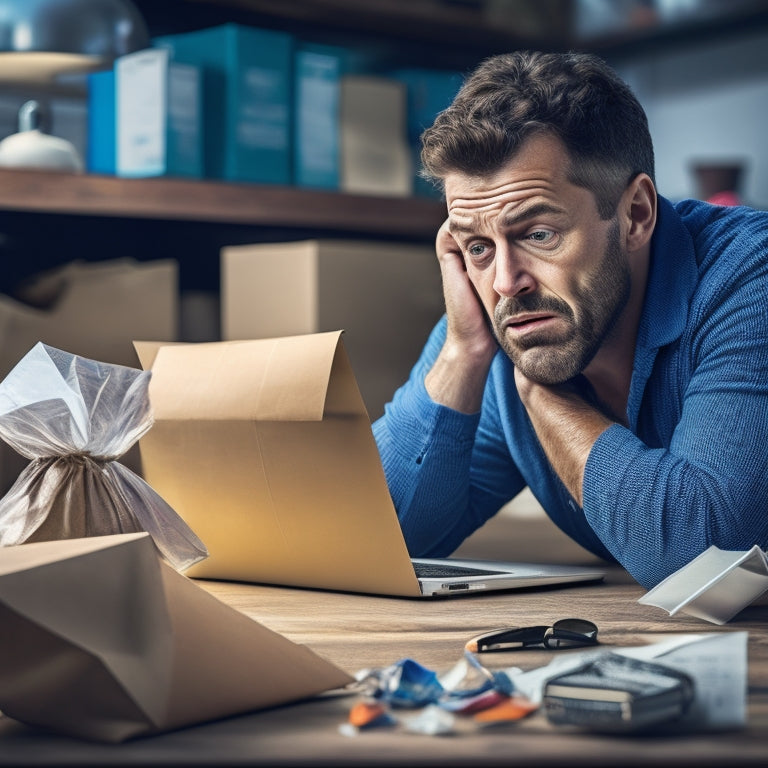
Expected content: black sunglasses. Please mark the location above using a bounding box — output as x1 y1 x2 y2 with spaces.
465 618 599 653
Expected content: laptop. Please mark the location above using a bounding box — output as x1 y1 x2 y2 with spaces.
404 556 604 597
135 334 606 598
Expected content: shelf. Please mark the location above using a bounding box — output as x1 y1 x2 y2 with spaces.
576 2 768 60
133 0 568 68
135 0 768 66
0 169 446 241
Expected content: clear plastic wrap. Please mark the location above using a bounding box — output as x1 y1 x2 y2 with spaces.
0 342 207 571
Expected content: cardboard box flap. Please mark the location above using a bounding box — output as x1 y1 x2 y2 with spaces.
137 331 364 422
136 332 421 594
0 528 134 575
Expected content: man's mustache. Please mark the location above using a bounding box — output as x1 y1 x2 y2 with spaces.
493 294 574 326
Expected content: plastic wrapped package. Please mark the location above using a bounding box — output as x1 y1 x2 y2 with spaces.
0 343 207 571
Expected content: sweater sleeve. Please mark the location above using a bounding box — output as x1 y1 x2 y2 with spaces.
372 316 525 556
583 227 768 589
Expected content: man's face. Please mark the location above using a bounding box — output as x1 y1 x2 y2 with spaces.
444 134 631 385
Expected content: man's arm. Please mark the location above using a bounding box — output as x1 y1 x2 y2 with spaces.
513 370 613 507
372 318 526 557
372 221 525 557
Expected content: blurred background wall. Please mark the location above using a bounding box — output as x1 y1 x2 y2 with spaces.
612 29 768 207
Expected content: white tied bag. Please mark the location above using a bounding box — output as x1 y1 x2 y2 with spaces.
0 342 207 572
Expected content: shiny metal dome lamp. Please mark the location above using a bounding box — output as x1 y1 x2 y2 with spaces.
0 0 149 170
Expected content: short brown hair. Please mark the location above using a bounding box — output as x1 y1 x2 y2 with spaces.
420 51 655 219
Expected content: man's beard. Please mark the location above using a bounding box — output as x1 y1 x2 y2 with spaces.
492 219 631 385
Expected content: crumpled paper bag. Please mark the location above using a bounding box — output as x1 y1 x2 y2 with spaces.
0 532 354 742
0 342 206 571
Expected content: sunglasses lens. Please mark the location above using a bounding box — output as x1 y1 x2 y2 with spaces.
544 619 598 649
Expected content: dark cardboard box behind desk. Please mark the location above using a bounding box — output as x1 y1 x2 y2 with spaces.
0 258 178 494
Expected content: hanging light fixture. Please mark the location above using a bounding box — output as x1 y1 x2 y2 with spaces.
0 0 149 83
0 0 149 170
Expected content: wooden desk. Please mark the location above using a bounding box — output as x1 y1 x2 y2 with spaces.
2 504 767 766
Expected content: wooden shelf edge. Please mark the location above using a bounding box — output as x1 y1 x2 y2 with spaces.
0 168 446 240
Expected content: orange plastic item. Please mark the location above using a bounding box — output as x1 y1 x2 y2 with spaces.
348 700 389 727
472 695 538 723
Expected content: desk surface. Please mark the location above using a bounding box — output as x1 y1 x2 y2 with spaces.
2 503 767 766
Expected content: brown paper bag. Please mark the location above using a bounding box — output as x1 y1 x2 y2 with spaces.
0 532 353 742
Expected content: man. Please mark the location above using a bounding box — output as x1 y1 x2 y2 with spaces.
372 51 768 589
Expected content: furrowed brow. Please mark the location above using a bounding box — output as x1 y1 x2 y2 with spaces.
447 219 476 236
448 202 565 237
500 203 564 228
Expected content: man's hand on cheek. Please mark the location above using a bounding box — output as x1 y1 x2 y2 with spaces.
435 219 497 360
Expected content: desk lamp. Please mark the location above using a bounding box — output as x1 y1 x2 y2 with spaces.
0 0 149 170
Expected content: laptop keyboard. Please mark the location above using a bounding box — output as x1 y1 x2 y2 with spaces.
413 562 503 578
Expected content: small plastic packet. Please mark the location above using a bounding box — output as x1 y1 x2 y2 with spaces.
0 343 207 571
355 658 445 709
343 653 536 737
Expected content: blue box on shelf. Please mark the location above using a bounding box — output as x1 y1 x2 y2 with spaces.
391 68 464 198
87 68 116 174
153 23 293 185
293 43 345 190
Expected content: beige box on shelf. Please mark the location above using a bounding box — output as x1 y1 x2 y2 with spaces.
339 74 412 197
0 258 179 492
221 239 444 420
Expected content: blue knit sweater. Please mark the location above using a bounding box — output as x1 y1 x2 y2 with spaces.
372 196 768 588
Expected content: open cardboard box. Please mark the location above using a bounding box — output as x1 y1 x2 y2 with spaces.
133 331 421 595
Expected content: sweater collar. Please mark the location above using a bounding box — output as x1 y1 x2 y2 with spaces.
637 195 699 351
626 196 698 428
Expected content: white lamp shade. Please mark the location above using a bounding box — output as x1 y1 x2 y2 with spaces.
0 128 84 170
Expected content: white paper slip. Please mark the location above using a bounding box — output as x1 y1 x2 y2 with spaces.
620 632 748 729
638 545 768 625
